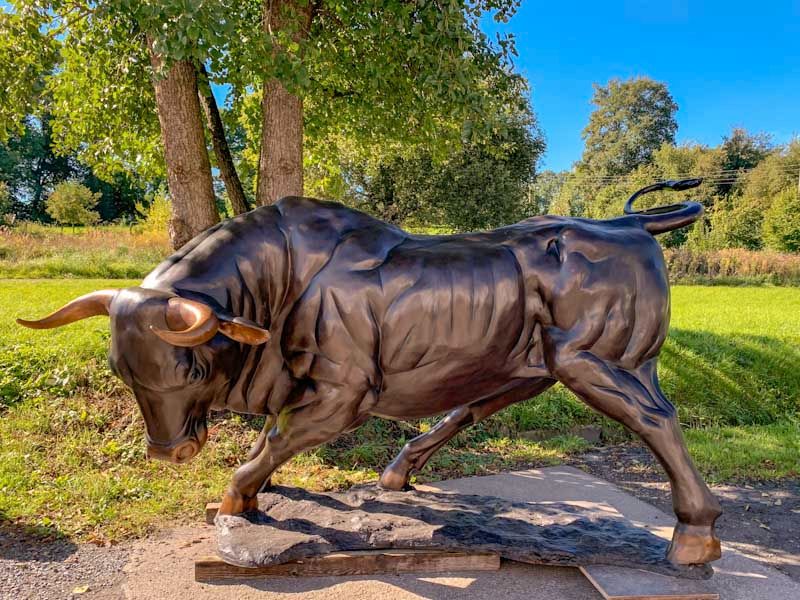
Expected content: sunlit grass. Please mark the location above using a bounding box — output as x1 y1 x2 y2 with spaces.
686 421 800 482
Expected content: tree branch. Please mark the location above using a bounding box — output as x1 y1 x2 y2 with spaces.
197 64 250 215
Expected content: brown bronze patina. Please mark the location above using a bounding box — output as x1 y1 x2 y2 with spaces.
18 178 721 566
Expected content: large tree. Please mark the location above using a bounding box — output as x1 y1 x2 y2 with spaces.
1 1 526 248
579 77 678 176
349 109 545 231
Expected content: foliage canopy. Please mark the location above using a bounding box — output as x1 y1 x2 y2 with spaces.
580 77 678 176
1 1 529 182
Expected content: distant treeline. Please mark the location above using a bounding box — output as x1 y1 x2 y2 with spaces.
0 116 152 224
536 78 800 253
2 76 797 256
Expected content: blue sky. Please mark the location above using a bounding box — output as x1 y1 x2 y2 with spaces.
482 1 800 171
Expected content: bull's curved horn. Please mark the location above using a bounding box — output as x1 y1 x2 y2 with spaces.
150 298 271 347
624 178 705 235
150 297 220 347
16 290 117 329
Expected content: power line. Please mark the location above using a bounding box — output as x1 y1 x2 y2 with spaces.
532 165 800 188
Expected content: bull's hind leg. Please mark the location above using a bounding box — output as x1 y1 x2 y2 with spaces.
219 383 368 515
380 380 555 490
551 347 721 565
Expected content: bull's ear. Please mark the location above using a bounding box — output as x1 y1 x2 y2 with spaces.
218 316 270 345
17 290 117 329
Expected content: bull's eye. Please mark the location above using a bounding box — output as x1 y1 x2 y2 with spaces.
546 238 561 261
189 367 203 382
186 353 207 383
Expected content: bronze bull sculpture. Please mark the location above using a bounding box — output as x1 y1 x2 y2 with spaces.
18 178 722 565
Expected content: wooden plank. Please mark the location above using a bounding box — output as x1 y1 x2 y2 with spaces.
195 550 500 581
205 502 220 525
579 565 719 600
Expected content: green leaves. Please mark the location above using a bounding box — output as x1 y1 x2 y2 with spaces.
345 110 545 232
3 0 529 203
0 4 58 140
580 77 678 177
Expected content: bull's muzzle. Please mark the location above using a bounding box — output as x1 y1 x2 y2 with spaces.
146 438 201 464
146 420 207 464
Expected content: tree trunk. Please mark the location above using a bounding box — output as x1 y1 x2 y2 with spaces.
197 65 250 215
148 46 219 249
256 0 314 206
257 80 304 205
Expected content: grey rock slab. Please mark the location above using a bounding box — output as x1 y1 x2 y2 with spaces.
215 484 710 579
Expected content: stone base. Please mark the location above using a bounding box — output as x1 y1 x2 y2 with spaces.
215 484 712 580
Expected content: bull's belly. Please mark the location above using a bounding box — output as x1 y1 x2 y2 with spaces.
370 360 533 419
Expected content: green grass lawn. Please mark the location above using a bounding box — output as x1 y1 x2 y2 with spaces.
0 281 798 542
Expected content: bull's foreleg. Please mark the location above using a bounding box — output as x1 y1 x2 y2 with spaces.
380 380 555 491
218 383 368 516
551 345 722 565
247 415 275 461
239 415 276 489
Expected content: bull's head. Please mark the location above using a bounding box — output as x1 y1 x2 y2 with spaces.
17 288 269 463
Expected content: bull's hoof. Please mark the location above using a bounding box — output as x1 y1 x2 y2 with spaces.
218 490 259 516
667 523 722 565
378 466 412 491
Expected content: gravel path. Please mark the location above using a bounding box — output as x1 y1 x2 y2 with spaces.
0 527 129 600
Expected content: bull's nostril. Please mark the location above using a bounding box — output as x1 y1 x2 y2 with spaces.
175 441 198 462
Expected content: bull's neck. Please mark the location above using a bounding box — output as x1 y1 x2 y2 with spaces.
141 207 292 414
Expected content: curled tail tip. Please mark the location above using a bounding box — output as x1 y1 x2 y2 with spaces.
624 178 704 215
620 178 704 235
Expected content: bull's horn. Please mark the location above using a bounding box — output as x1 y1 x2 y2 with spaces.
150 297 220 347
151 297 271 347
624 178 705 235
16 290 117 329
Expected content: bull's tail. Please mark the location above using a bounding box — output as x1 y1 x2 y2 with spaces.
623 178 704 235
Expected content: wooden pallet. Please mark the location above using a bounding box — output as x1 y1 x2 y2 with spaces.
579 565 719 600
195 549 500 581
205 502 220 525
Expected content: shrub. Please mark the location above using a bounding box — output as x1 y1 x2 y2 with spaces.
46 181 101 227
706 196 765 250
0 181 10 216
135 188 171 234
763 188 800 252
664 248 800 286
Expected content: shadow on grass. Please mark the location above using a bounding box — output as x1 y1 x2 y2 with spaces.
660 329 800 426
